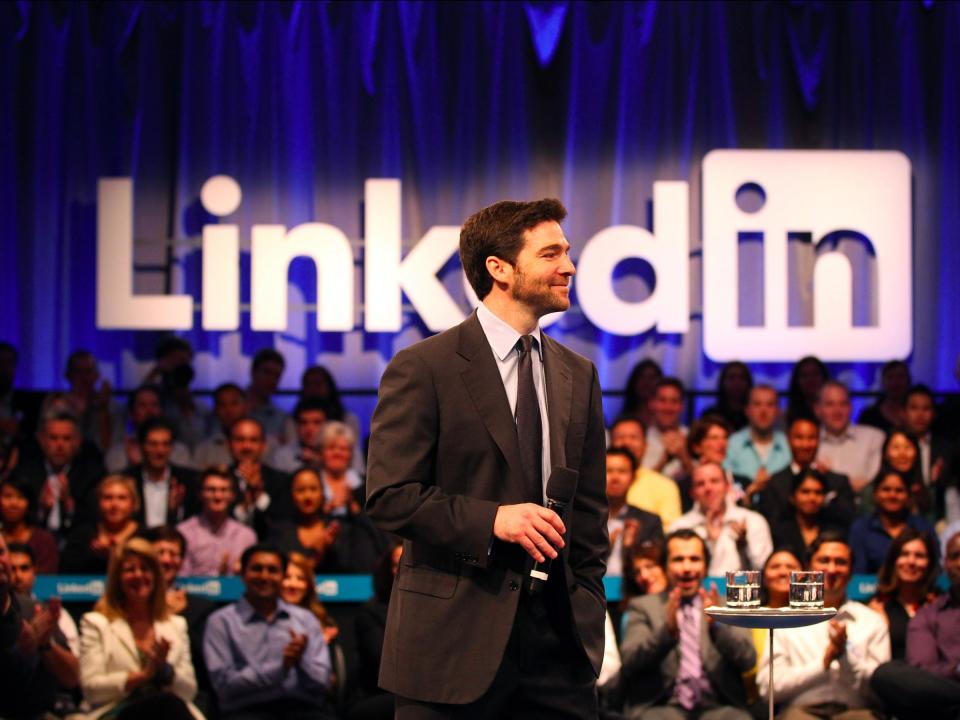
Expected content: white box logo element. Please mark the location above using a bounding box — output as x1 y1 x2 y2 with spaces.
702 150 912 362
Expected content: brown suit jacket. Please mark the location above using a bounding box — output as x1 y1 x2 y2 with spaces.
366 311 608 704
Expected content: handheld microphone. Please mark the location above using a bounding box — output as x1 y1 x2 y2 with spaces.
527 466 579 594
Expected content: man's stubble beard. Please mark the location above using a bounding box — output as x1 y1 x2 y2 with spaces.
510 265 569 316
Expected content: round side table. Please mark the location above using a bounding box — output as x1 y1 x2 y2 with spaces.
704 606 837 720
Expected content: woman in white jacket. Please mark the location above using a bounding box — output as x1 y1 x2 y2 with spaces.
78 537 203 719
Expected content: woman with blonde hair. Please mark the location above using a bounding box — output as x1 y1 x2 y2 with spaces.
280 551 339 645
61 475 141 575
78 537 202 719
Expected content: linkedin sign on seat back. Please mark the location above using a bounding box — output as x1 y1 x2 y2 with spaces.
96 150 912 362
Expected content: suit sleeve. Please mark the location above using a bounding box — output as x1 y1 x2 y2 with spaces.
366 348 500 565
78 613 128 708
166 616 198 703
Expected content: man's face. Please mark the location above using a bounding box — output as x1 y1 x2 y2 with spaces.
130 390 162 426
301 369 331 399
142 428 173 471
242 551 283 602
904 393 935 436
882 364 911 400
788 419 819 467
251 360 284 396
651 385 683 430
809 541 852 601
0 535 11 595
816 385 851 435
605 454 634 501
40 419 81 469
8 551 34 595
152 540 183 585
296 410 326 448
215 388 247 429
746 387 779 433
666 537 706 598
201 476 236 516
66 354 99 395
505 220 575 317
0 484 28 525
945 534 960 589
691 464 728 515
610 420 646 464
229 420 265 463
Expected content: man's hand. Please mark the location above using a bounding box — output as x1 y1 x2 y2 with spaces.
664 587 682 637
282 629 308 671
168 478 186 512
823 620 847 668
493 504 565 563
700 584 720 625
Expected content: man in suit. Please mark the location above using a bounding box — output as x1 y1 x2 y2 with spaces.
606 447 664 578
620 529 755 719
227 416 293 538
755 416 856 532
127 417 200 528
366 198 608 718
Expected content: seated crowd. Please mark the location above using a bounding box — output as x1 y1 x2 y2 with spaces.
2 341 960 718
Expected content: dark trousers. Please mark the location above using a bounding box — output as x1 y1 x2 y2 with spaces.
870 660 960 720
395 584 598 719
222 698 336 720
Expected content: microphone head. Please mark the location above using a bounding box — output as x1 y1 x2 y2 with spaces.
546 466 579 504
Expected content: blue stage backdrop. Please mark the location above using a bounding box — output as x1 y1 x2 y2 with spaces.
1 1 958 432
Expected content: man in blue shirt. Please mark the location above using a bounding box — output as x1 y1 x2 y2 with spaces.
203 544 334 720
724 385 792 489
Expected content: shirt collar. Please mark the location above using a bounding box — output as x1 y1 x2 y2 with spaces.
822 425 855 443
237 595 293 623
476 303 543 362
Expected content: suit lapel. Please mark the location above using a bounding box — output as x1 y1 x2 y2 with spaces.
542 333 571 471
458 313 523 475
110 618 141 665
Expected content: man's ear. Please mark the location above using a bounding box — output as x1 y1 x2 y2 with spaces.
485 256 512 286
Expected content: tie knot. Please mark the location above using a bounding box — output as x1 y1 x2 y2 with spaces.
519 335 536 354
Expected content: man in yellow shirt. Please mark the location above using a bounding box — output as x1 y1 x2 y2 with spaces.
611 416 683 527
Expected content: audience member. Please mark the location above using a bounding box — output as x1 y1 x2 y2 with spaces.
140 525 217 715
814 381 884 495
757 532 889 718
848 467 938 574
724 385 792 501
270 397 329 473
643 377 693 482
15 410 105 535
755 416 856 531
62 349 124 452
248 349 290 445
0 341 43 450
228 417 293 537
105 385 192 472
61 475 141 575
352 542 402 720
870 531 960 720
611 416 682 527
192 383 249 469
6 542 78 653
621 359 663 429
79 537 199 719
281 551 339 645
760 548 803 609
904 383 956 518
269 467 339 570
300 364 361 439
868 528 939 660
316 421 364 515
129 417 200 528
879 430 924 516
142 337 209 451
621 529 755 718
770 470 844 558
606 447 664 577
686 415 749 502
700 361 753 432
1 476 59 572
786 356 829 427
177 467 257 576
620 541 668 610
669 462 772 576
858 360 910 434
204 544 335 720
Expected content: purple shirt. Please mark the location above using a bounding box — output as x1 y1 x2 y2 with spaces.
177 515 257 576
907 591 960 679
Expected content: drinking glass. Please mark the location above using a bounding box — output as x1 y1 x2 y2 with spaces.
725 570 761 608
789 570 824 608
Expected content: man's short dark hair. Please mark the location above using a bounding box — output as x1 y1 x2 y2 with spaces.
138 525 188 555
199 465 237 493
606 446 638 474
252 348 285 372
240 543 287 573
787 413 820 432
459 198 567 300
229 415 264 439
213 382 245 403
65 349 95 375
610 415 647 436
137 416 177 446
807 529 852 565
655 377 685 396
41 410 80 433
905 383 935 403
127 384 162 413
154 336 193 361
293 397 330 422
0 341 18 362
663 528 711 569
6 542 34 564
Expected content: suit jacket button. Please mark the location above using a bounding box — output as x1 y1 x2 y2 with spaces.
509 581 519 591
